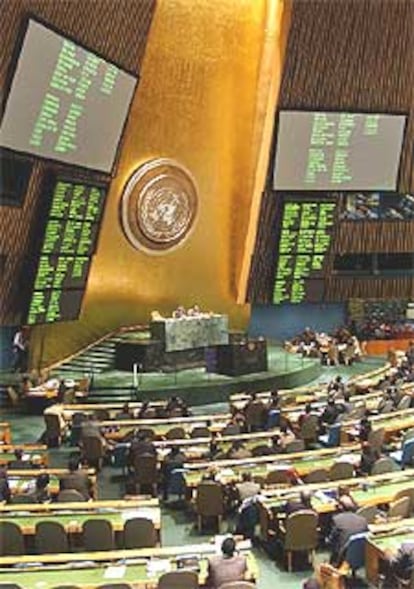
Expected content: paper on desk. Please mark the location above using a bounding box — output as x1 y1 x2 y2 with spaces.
104 565 126 579
121 508 155 522
147 559 171 575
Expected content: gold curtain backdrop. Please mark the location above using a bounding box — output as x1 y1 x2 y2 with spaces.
28 0 289 367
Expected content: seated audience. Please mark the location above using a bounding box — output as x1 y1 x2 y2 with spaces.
0 469 11 502
160 445 186 501
27 473 51 503
115 403 133 420
284 490 315 515
207 536 247 589
278 424 296 451
235 472 261 502
359 442 380 475
227 440 252 460
8 448 36 470
358 415 372 442
328 495 368 567
320 398 341 428
59 456 94 500
128 430 157 467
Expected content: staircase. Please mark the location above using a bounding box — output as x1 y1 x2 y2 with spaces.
52 335 123 375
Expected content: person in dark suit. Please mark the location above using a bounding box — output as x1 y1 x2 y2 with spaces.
328 495 368 566
285 490 315 515
8 449 36 470
160 446 186 501
207 536 247 589
129 430 156 459
383 541 414 587
0 469 11 502
358 442 380 475
59 456 93 500
320 398 341 428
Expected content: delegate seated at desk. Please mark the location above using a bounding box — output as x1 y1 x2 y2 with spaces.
207 536 248 589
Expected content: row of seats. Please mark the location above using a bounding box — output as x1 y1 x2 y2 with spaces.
0 516 157 556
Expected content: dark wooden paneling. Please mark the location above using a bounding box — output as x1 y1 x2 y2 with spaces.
248 0 414 303
332 220 414 254
325 276 414 301
0 0 156 324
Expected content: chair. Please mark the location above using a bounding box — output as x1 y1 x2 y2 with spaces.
379 400 394 414
219 581 256 589
190 426 210 438
10 494 35 504
371 456 400 475
35 521 68 554
304 468 329 483
57 489 87 502
94 409 110 420
52 586 82 589
388 496 411 520
356 505 378 524
6 386 19 408
265 409 280 430
402 428 414 443
245 401 266 432
343 532 368 576
329 461 354 481
251 444 271 457
319 424 341 447
390 439 414 468
195 481 224 532
397 395 412 410
96 585 133 589
368 428 385 453
393 488 414 515
82 519 114 551
285 439 305 453
44 413 63 447
279 510 318 572
81 435 105 470
221 424 241 436
0 522 24 556
157 570 198 589
165 427 186 440
265 469 292 485
300 414 319 446
124 517 156 548
133 453 158 496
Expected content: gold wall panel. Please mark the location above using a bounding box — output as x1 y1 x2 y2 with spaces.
29 0 288 367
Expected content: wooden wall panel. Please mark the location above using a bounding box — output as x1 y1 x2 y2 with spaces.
0 0 156 324
332 221 414 254
248 0 414 303
325 276 414 301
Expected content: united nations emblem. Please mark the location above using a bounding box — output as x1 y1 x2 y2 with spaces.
120 159 198 253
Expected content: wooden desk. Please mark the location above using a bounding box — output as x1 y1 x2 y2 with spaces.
365 519 414 584
343 408 414 442
0 422 11 444
0 444 48 467
6 467 97 498
260 471 414 524
0 540 258 589
0 501 161 536
182 444 361 488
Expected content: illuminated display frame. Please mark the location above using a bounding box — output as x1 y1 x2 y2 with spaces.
22 173 108 325
272 195 337 305
0 15 139 177
272 109 408 193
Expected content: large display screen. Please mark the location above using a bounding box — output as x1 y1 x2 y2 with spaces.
273 198 337 304
0 19 137 173
26 178 107 324
273 111 406 191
